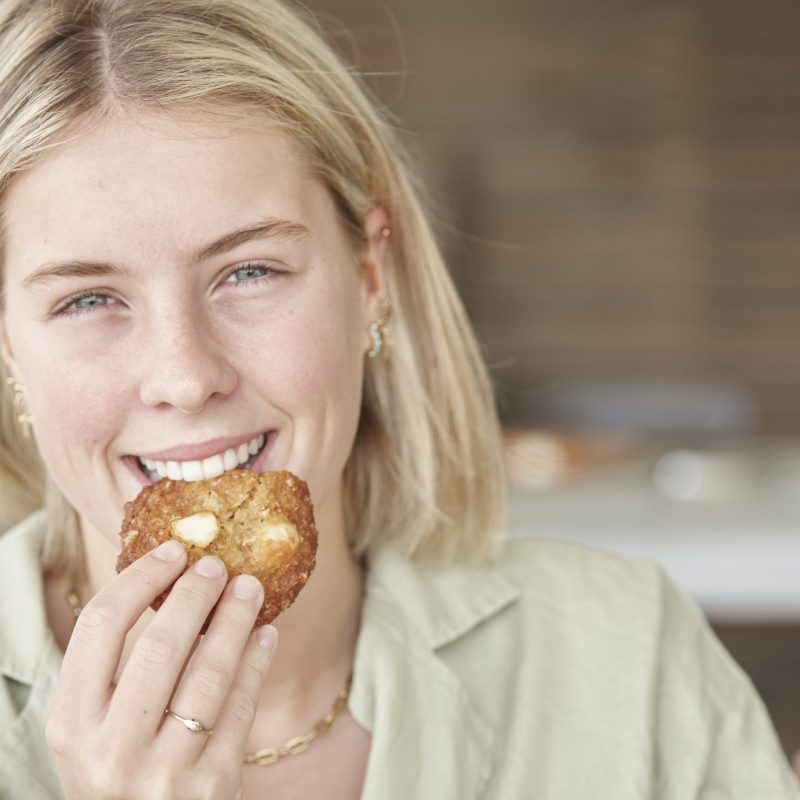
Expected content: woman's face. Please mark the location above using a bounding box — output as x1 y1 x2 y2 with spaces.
1 111 385 542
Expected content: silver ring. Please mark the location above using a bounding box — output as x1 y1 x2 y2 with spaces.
164 708 214 735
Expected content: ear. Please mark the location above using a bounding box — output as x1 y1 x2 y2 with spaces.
359 206 391 323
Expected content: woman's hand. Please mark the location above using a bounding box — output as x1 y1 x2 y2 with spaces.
46 540 278 800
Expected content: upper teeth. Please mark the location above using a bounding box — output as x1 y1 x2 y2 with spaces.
140 433 265 482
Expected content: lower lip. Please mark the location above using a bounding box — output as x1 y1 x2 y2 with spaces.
124 431 277 486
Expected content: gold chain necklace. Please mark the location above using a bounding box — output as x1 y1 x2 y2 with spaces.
244 673 352 765
66 589 351 765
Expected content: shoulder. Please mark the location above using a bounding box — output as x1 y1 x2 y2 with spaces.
364 539 799 797
0 509 47 554
0 509 48 600
472 539 798 797
0 510 49 611
0 510 50 679
491 537 753 709
441 535 681 663
499 535 667 623
0 511 66 800
365 535 675 666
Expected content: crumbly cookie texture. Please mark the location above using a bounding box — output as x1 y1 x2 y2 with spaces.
116 470 318 630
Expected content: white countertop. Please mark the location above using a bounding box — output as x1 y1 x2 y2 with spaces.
507 443 800 623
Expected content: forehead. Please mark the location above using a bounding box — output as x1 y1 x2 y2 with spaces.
3 110 320 270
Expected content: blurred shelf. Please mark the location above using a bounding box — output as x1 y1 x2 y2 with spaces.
506 433 800 622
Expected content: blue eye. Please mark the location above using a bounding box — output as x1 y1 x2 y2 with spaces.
225 264 274 284
75 294 112 309
56 292 117 317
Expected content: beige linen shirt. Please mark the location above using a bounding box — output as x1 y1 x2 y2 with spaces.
1 510 798 799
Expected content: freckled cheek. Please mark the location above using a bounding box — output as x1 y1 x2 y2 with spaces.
270 309 362 398
28 365 130 461
261 339 350 408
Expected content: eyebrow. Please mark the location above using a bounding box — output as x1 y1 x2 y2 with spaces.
21 217 310 290
193 218 309 261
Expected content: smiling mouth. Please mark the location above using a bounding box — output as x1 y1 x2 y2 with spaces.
135 432 269 482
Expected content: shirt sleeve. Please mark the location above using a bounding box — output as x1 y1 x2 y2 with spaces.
651 569 800 800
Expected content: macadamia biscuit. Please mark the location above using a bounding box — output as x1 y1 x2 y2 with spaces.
116 470 318 629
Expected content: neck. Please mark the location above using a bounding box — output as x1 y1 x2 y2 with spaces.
77 483 364 735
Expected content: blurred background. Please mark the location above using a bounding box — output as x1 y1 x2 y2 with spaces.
307 0 800 759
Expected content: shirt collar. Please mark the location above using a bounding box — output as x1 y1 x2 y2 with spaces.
349 542 521 799
363 542 521 650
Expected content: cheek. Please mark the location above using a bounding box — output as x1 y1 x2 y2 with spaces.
18 339 131 458
232 271 367 398
245 309 361 409
42 376 121 436
285 290 364 395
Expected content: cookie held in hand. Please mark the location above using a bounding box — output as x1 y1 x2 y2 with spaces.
116 470 318 630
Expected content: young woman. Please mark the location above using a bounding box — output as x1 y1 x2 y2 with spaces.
0 1 796 798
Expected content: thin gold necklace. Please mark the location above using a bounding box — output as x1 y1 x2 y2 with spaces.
66 589 351 765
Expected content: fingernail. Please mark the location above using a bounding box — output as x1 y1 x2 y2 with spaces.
257 625 278 651
192 556 226 578
153 540 184 561
232 574 263 601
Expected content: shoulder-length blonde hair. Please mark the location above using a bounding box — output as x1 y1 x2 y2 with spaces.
0 0 506 575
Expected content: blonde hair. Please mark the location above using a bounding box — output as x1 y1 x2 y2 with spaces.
0 0 506 573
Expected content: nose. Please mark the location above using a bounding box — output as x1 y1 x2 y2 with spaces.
138 311 238 414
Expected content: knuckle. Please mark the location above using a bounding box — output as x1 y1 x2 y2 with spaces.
173 577 219 606
241 650 268 684
228 690 257 729
188 661 231 698
76 595 120 631
45 717 135 798
135 627 177 669
121 563 161 587
124 562 152 580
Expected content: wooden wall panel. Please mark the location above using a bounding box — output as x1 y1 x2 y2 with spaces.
308 0 800 434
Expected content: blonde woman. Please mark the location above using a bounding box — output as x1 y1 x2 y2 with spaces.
0 1 796 798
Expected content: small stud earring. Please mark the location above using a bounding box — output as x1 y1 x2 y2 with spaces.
6 377 33 438
380 226 391 239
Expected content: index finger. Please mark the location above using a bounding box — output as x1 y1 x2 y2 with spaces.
55 540 187 720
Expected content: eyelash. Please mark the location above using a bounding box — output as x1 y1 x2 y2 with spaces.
52 261 280 318
53 289 117 318
223 261 279 288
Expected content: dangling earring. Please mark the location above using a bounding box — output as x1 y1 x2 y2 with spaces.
6 377 33 438
367 296 392 361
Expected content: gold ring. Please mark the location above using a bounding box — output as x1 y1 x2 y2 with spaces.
164 708 214 735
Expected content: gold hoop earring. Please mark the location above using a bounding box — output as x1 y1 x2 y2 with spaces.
6 377 33 438
367 296 392 361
